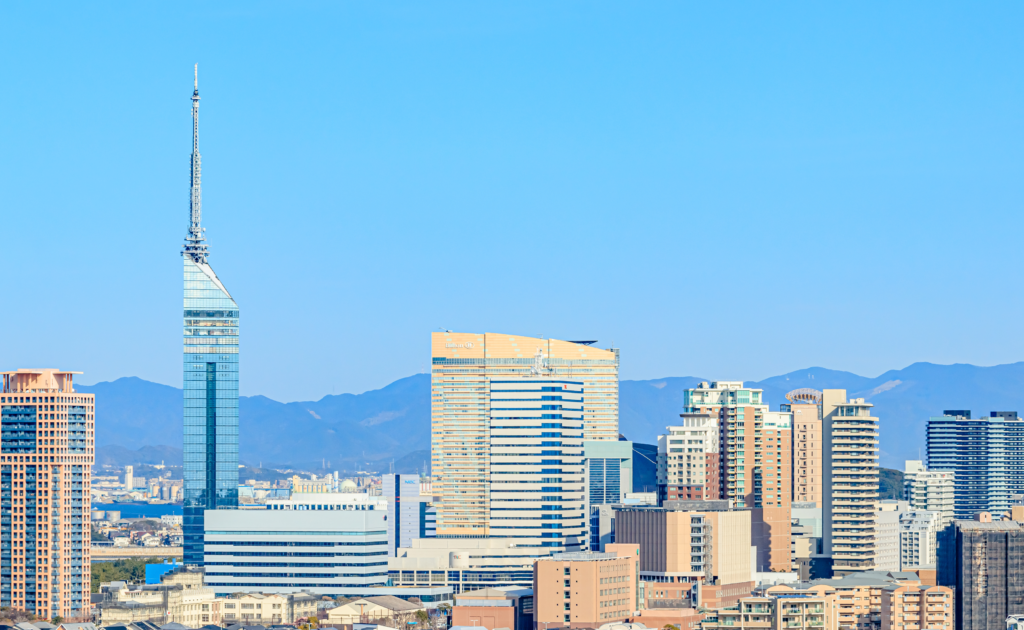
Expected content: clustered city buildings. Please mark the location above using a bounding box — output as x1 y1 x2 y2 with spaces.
4 70 1024 630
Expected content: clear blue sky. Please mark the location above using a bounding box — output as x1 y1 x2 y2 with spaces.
2 2 1022 402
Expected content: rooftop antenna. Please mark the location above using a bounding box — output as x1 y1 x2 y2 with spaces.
183 63 209 264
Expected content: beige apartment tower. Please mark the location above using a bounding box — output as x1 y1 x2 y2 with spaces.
822 389 879 577
682 382 792 572
782 390 824 507
0 369 95 619
431 332 617 539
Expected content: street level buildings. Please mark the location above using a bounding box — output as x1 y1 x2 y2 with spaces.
431 333 618 540
822 390 880 577
683 382 792 572
927 411 1024 520
182 68 239 565
0 369 95 619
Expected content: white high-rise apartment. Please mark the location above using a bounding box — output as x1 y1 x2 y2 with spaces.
875 500 908 572
898 510 941 570
822 390 879 577
657 413 719 501
903 461 955 528
431 332 616 539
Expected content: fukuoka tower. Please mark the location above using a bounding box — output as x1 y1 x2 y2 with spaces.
181 65 239 566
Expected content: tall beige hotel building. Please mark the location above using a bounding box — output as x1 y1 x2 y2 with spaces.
431 332 619 540
0 369 94 619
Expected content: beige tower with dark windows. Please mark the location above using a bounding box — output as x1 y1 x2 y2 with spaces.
0 369 95 619
782 390 824 508
821 389 879 576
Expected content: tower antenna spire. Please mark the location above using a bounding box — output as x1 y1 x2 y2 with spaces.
183 63 209 263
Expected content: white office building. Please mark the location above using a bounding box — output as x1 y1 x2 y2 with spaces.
264 492 386 511
203 510 388 595
383 473 436 557
875 500 909 572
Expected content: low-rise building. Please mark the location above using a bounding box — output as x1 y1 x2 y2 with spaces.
702 585 839 630
326 595 426 626
219 592 318 625
533 544 639 629
879 583 953 630
451 587 533 630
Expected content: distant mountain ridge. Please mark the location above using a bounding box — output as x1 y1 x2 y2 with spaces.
81 361 1024 470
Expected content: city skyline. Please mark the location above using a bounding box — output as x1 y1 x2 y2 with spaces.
4 3 1024 402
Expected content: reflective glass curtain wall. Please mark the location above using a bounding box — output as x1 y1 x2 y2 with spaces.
183 257 239 565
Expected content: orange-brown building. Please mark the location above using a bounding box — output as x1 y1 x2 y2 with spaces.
703 584 839 630
0 369 95 619
452 587 534 630
682 382 792 572
533 544 639 629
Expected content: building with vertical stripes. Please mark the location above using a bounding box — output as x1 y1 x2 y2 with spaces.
0 369 94 619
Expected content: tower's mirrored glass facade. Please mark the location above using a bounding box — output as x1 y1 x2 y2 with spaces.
183 257 239 564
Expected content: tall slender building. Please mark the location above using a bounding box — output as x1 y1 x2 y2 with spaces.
182 65 239 565
0 369 94 619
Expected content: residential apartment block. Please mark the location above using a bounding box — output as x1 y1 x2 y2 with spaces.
431 333 617 539
822 390 880 577
682 382 792 571
903 461 955 528
0 369 95 619
898 511 941 571
783 390 824 507
702 584 839 630
533 544 639 629
927 410 1024 519
657 414 719 502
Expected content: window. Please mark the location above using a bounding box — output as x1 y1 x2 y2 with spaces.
564 615 571 623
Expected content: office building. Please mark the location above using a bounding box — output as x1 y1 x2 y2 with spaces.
389 538 538 593
898 510 940 570
584 440 633 507
632 442 659 493
614 501 753 607
182 68 239 565
782 389 824 507
0 369 94 619
125 465 134 492
927 411 1024 520
822 390 879 577
432 333 617 540
938 508 1024 630
533 544 639 629
683 382 792 572
264 492 387 511
657 414 719 502
384 473 434 557
903 461 955 528
203 510 388 595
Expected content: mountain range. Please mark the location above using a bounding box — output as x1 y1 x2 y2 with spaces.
82 361 1024 471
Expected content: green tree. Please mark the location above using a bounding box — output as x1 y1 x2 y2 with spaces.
90 557 171 593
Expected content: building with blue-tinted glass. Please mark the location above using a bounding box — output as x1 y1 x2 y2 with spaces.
182 67 239 565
